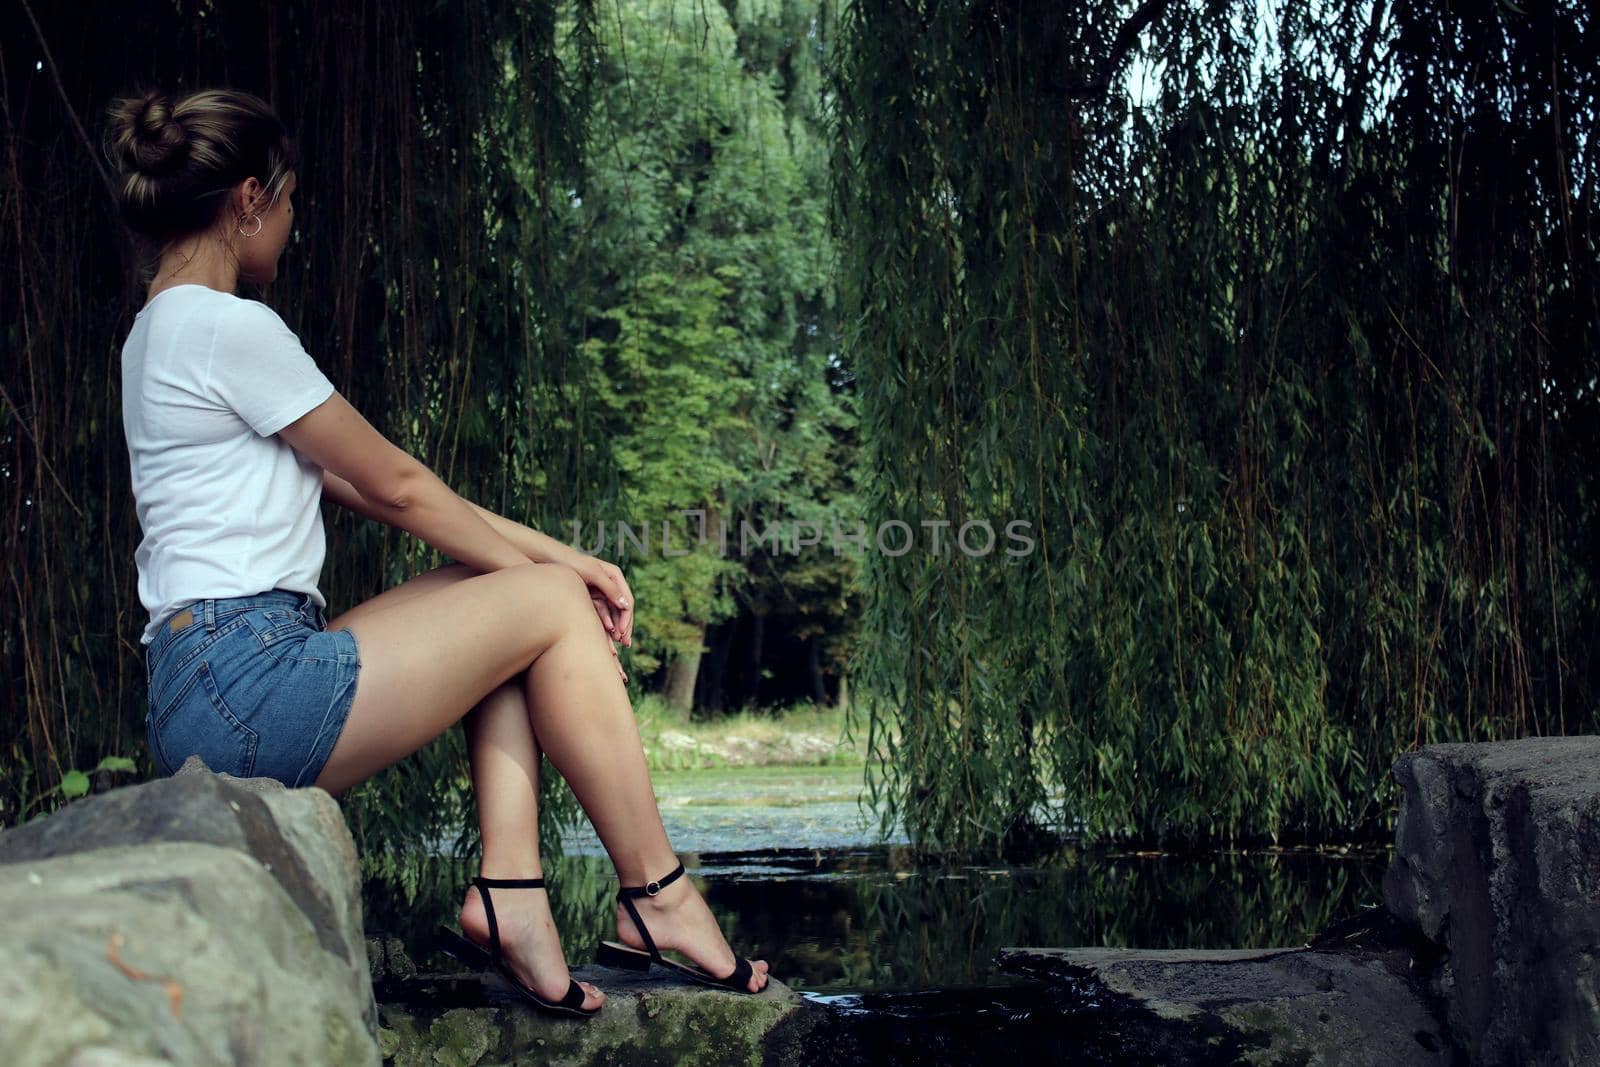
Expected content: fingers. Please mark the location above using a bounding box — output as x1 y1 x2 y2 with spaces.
610 574 633 647
586 560 634 646
610 637 627 684
588 588 628 682
591 594 620 640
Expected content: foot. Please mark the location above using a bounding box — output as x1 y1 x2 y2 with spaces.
613 870 771 993
460 884 606 1011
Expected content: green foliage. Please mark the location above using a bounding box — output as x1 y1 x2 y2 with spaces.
728 844 1386 991
562 0 856 685
8 0 1592 864
7 756 139 824
365 841 1391 993
631 692 864 770
0 0 613 844
833 0 1600 853
0 0 852 863
578 268 750 668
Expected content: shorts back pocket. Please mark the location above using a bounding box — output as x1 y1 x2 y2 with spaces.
150 659 259 778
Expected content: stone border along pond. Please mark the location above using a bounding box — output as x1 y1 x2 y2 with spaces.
0 739 1594 1065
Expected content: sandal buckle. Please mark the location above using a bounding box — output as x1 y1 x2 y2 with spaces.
645 880 662 896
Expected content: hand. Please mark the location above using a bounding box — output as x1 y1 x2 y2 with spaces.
572 556 634 681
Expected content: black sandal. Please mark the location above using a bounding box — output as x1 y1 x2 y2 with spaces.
434 875 601 1019
594 861 764 994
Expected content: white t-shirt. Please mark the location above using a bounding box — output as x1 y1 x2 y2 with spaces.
120 284 337 646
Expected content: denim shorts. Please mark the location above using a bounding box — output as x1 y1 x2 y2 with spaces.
144 589 362 788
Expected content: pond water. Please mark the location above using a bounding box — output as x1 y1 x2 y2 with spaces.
363 764 1393 995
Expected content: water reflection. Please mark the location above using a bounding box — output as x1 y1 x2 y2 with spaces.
364 841 1392 993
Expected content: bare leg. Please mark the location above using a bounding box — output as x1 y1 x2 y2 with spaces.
315 562 767 994
524 626 770 991
457 682 604 1009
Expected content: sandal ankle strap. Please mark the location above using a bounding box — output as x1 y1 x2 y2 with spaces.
474 874 548 957
618 861 685 900
615 862 686 962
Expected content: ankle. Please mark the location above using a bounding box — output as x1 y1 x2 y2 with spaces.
626 875 698 919
480 856 543 881
613 849 681 888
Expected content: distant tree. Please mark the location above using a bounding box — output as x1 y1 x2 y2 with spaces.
562 0 853 714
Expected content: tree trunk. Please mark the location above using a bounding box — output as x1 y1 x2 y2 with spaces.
808 638 828 706
835 672 850 713
664 619 707 715
701 620 730 713
744 610 767 706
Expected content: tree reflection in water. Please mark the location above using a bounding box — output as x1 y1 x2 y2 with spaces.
364 842 1391 993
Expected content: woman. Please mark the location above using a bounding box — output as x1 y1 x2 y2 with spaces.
109 86 769 1018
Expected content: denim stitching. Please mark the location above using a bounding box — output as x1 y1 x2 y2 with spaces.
157 616 254 691
252 609 308 644
148 707 174 776
245 610 344 665
338 625 362 667
292 699 343 788
250 626 341 665
199 661 259 777
153 655 211 734
151 660 259 778
293 635 362 787
145 592 351 786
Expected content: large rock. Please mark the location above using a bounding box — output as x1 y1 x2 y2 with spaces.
0 757 380 1066
1383 737 1600 1067
372 942 826 1067
997 907 1455 1066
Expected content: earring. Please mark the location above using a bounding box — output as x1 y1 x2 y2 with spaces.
238 215 263 238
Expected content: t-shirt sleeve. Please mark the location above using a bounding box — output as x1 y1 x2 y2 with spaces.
204 299 336 437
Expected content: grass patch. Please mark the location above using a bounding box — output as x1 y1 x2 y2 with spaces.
634 695 864 771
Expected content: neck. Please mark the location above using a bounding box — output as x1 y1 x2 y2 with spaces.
149 230 240 300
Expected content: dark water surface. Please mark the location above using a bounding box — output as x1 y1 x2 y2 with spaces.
363 765 1393 995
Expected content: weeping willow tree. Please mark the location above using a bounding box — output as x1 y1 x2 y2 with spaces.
0 0 612 875
1 0 844 893
835 0 1599 853
7 0 1597 869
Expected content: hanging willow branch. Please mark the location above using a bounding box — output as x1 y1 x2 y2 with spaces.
835 0 1598 855
0 0 607 861
1043 0 1177 98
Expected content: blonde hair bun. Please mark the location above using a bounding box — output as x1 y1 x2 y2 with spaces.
102 86 298 245
108 89 190 177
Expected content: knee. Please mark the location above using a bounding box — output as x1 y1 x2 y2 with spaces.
517 560 594 619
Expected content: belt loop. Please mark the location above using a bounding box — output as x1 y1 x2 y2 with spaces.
202 598 216 632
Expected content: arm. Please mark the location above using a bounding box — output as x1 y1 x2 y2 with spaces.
279 392 527 574
292 395 633 645
321 469 586 568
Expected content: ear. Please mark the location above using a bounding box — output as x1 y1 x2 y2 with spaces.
236 176 266 217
